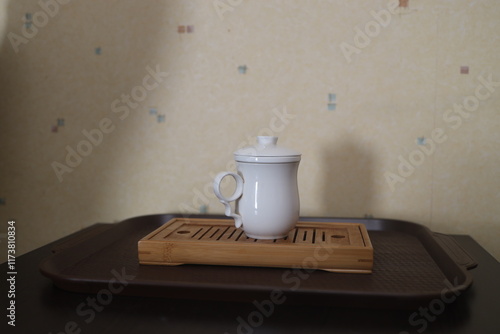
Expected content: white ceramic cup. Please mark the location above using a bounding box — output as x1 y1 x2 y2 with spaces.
213 136 300 239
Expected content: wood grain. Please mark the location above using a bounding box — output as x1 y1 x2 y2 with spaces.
138 218 373 273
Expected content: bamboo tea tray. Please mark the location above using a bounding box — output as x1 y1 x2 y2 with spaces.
138 218 373 273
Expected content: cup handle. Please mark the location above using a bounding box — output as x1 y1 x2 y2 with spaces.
213 172 244 228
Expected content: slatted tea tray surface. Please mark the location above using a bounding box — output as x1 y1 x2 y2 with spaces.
138 218 373 273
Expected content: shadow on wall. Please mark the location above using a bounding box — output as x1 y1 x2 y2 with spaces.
321 139 375 218
0 0 174 258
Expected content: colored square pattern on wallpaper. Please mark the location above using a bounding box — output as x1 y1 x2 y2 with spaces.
147 107 165 123
51 118 65 133
178 25 194 33
23 12 32 29
328 93 337 111
238 65 247 74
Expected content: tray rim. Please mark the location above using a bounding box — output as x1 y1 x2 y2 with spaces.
39 213 475 309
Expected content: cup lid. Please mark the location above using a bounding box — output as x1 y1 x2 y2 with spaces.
234 136 301 163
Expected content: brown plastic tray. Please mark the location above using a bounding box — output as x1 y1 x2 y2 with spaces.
39 214 476 309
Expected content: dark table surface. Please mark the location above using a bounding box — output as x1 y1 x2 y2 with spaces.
3 221 500 334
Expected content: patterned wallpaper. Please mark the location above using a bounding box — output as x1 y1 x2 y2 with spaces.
0 0 499 261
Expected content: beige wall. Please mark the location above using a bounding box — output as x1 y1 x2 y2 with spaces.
0 0 499 262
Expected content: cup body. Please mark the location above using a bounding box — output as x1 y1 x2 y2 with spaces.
235 161 299 239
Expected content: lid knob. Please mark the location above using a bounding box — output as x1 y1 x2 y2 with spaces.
257 136 278 147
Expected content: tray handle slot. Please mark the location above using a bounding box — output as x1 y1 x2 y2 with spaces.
433 233 478 270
